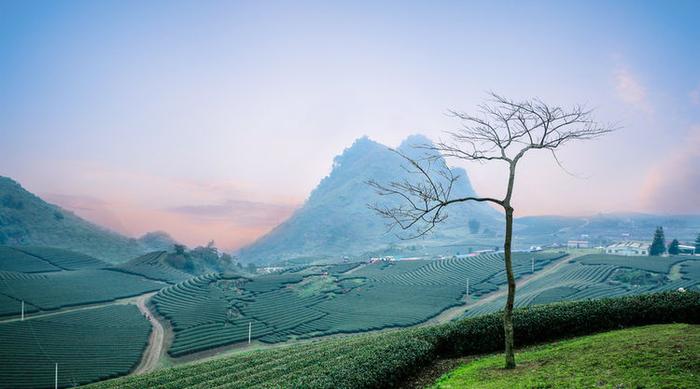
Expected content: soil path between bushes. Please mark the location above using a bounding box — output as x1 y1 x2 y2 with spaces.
426 252 587 324
133 292 165 374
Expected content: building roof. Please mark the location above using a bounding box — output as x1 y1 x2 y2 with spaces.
605 241 650 250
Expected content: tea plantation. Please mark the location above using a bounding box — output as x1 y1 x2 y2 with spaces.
464 254 700 317
0 269 165 315
109 251 193 283
153 252 567 356
0 304 151 388
12 246 108 270
86 291 700 389
0 246 61 273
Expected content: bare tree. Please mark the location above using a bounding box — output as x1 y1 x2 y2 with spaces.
368 93 614 369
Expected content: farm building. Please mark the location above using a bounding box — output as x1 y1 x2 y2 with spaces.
567 240 590 249
605 241 650 256
678 244 696 255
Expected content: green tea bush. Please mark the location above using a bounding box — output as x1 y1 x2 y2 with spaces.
89 291 699 389
426 290 700 357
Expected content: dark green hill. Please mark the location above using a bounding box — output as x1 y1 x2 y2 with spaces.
238 135 503 264
0 176 176 262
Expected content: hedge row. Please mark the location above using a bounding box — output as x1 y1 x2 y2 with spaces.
89 291 699 388
420 290 700 358
322 290 700 388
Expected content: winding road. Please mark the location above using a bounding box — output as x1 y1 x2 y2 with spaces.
133 292 165 374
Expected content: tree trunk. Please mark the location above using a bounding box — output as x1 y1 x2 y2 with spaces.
503 205 516 369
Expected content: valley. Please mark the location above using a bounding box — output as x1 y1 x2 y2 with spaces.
0 243 697 387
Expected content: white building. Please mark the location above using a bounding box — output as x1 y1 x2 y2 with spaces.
605 241 650 256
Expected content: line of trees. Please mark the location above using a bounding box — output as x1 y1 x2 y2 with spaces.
649 227 698 256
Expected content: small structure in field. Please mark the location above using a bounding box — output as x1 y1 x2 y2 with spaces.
677 244 696 255
605 241 650 256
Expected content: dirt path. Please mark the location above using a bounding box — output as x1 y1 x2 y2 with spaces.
426 252 586 323
133 292 165 374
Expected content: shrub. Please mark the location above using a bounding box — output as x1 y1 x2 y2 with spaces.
89 291 699 389
422 290 700 358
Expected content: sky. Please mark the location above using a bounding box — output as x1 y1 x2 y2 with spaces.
1 1 699 250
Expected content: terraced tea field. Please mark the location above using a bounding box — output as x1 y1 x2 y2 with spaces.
0 269 165 315
2 244 698 387
110 251 193 283
0 305 151 388
0 247 62 273
13 246 107 270
464 254 700 317
153 252 567 357
85 291 700 389
0 246 167 317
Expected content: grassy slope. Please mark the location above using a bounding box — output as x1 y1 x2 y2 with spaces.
431 324 700 389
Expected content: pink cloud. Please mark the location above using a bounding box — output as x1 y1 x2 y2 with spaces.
640 125 700 213
48 195 298 251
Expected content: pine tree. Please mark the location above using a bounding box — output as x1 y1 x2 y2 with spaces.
668 239 680 255
695 234 700 255
649 226 666 256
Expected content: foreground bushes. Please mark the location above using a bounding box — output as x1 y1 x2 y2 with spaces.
422 290 699 358
89 291 699 389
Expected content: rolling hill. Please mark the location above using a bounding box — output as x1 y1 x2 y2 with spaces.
0 176 177 262
238 135 504 264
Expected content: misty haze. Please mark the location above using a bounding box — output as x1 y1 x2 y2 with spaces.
0 1 699 388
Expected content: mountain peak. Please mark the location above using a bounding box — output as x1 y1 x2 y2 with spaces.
398 134 435 150
239 135 502 264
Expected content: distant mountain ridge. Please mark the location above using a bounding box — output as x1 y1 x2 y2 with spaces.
0 176 177 262
237 135 700 264
237 135 504 264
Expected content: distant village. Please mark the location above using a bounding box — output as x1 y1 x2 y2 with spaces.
256 228 699 274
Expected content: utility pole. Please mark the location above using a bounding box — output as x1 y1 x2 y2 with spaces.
248 322 252 344
54 363 58 389
21 300 24 321
531 257 535 273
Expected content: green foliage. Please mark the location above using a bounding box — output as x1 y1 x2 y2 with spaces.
430 324 699 389
174 244 186 255
668 238 681 255
650 226 666 256
111 251 193 283
464 254 700 318
246 262 257 273
576 253 685 273
87 291 700 389
13 246 107 270
0 305 151 388
612 268 665 286
0 246 60 273
1 194 24 209
151 252 565 357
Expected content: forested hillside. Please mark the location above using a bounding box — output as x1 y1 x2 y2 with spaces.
0 177 176 262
